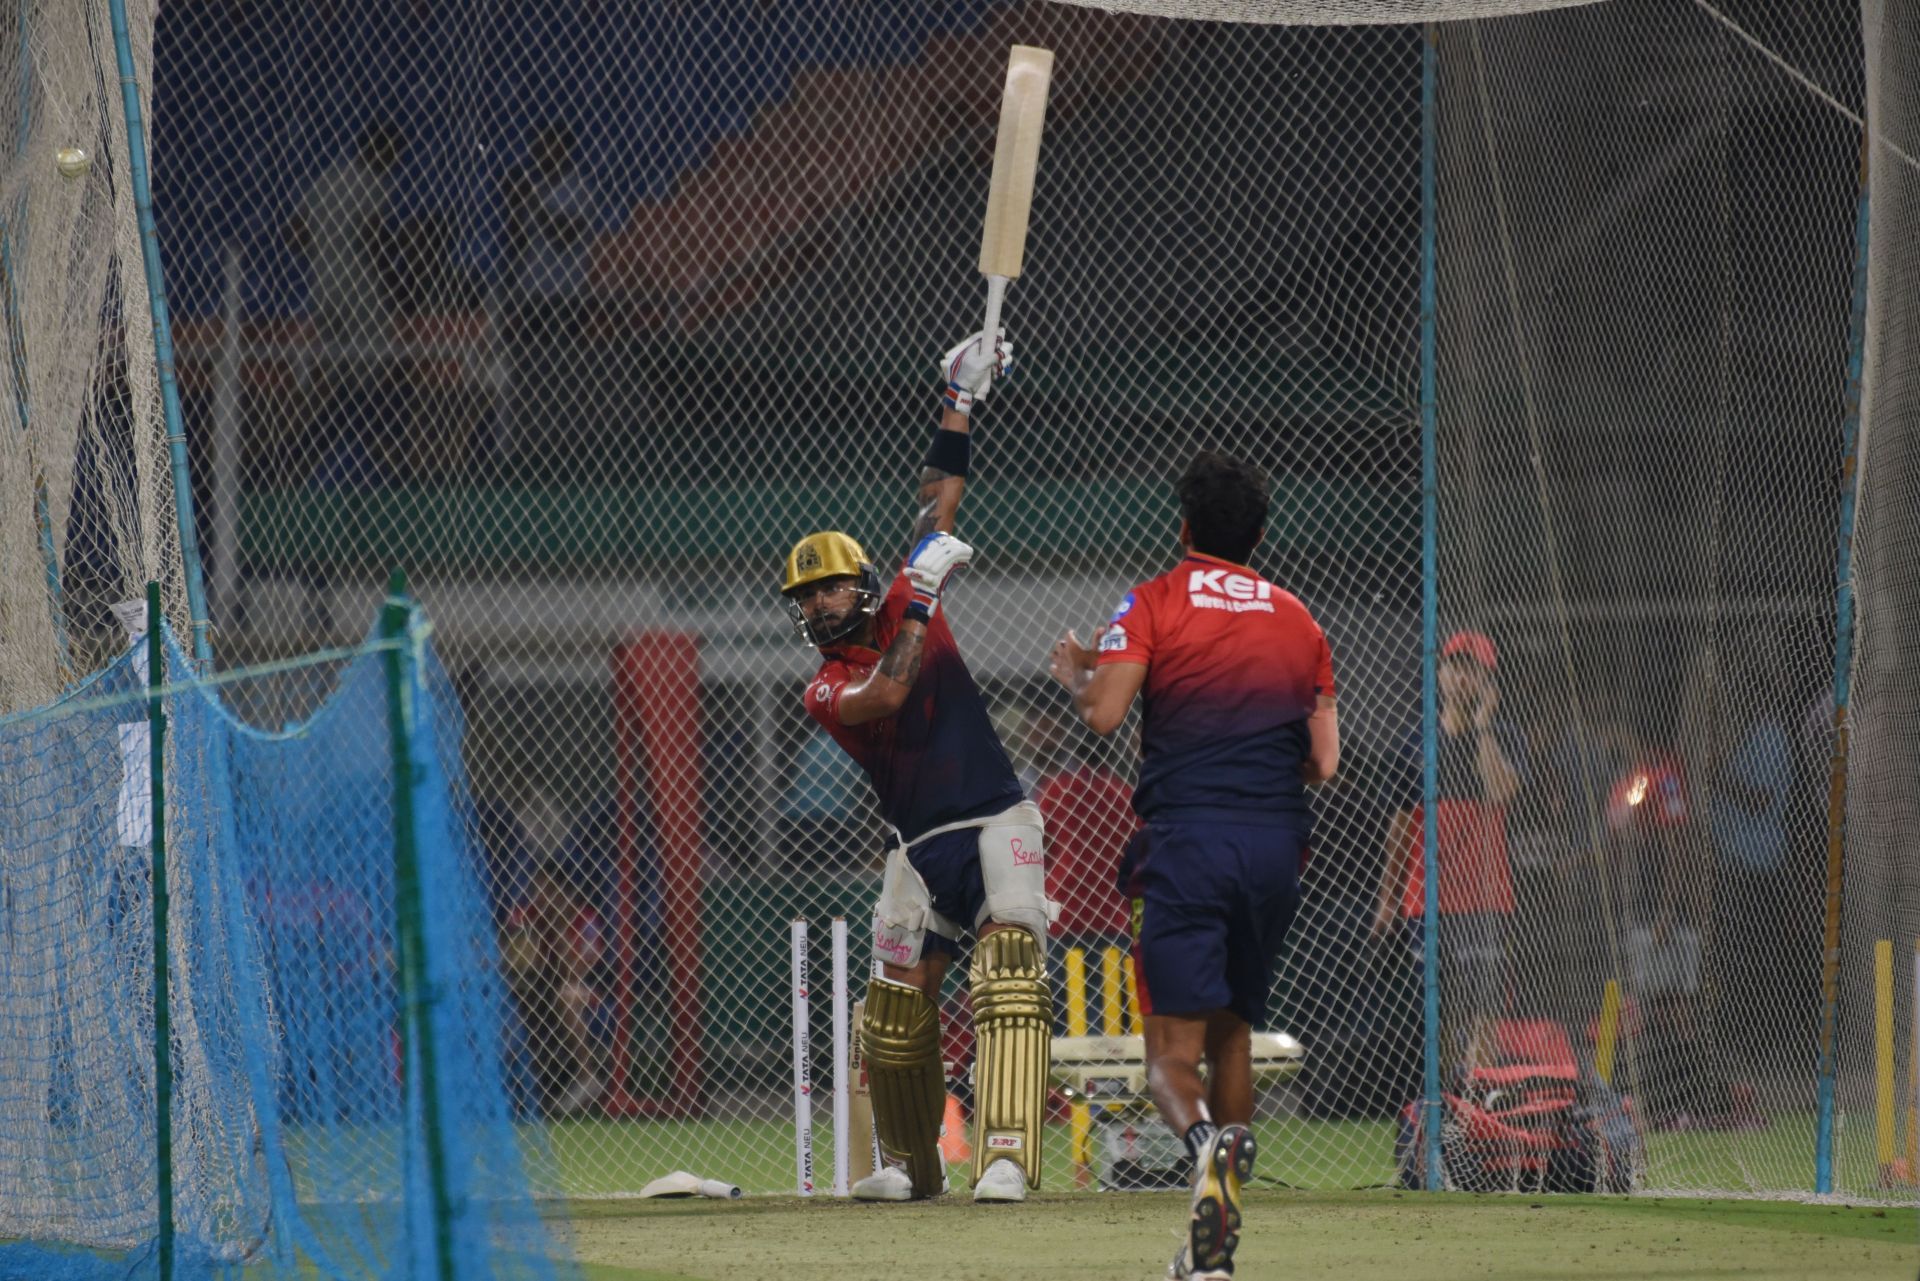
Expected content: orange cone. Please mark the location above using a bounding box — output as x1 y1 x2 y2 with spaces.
939 1092 972 1163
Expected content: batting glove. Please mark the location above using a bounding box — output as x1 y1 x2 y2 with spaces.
940 330 1013 415
903 531 974 620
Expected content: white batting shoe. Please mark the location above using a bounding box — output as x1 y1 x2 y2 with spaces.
971 1159 1028 1203
850 1166 914 1201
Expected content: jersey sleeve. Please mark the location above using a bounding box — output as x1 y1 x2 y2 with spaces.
805 663 854 728
1095 584 1154 666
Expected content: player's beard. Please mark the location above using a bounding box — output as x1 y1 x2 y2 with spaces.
811 607 852 646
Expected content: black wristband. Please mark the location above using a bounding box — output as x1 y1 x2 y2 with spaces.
923 427 971 478
903 601 932 625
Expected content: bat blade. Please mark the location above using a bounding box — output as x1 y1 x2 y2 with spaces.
978 45 1055 282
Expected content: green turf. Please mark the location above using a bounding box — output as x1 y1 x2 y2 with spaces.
561 1189 1919 1281
539 1107 1907 1201
538 1114 1401 1198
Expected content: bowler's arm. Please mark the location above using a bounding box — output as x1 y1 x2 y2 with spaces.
1048 631 1144 736
1302 695 1339 785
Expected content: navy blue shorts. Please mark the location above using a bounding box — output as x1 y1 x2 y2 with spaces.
907 826 987 959
1124 819 1306 1025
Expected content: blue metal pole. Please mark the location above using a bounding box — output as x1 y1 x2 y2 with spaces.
1418 21 1444 1193
1813 150 1871 1197
106 0 213 667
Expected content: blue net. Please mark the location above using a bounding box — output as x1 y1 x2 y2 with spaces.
0 605 574 1280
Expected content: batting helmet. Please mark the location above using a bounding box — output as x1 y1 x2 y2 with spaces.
781 531 882 648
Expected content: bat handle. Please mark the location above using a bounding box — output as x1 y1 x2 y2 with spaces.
979 274 1011 366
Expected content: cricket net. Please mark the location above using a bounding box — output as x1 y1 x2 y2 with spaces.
7 0 1916 1218
0 596 572 1277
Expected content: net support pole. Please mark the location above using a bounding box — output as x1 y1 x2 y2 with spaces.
107 0 213 667
146 580 173 1281
1417 21 1444 1193
1814 152 1871 1195
381 570 455 1281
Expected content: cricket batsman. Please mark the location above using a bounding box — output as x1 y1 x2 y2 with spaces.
780 328 1050 1203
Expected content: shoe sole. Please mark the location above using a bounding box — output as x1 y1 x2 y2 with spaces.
1167 1247 1232 1281
1189 1126 1255 1272
850 1185 913 1202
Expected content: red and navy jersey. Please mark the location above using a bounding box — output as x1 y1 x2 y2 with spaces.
1098 552 1334 825
805 568 1024 843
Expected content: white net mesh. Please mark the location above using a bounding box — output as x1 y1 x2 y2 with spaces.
11 0 1918 1206
1429 2 1866 1195
1842 0 1920 1202
0 0 182 713
1049 0 1595 23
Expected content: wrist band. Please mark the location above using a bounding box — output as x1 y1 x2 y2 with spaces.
903 600 932 625
923 426 971 477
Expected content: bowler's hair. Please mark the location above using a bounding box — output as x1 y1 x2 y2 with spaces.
1176 451 1269 563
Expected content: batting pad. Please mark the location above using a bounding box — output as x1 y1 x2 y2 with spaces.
861 978 948 1198
969 928 1050 1188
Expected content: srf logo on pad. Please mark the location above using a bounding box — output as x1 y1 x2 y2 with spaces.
987 1134 1023 1150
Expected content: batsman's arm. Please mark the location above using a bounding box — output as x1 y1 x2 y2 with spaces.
835 622 929 726
911 407 971 541
912 330 1012 540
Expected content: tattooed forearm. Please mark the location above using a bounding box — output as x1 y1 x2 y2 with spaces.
910 466 952 540
876 623 927 687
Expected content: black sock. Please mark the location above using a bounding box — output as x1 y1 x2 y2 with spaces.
1183 1120 1218 1163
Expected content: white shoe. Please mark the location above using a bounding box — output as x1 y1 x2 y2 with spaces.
850 1166 914 1202
971 1159 1028 1203
1167 1245 1231 1280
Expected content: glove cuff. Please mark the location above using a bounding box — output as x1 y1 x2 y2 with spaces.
904 596 935 625
942 381 976 416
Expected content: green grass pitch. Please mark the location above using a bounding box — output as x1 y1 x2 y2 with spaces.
539 1112 1917 1280
562 1191 1916 1281
538 1111 1883 1202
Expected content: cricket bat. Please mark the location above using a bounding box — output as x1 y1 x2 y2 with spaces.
975 45 1055 369
847 999 878 1184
